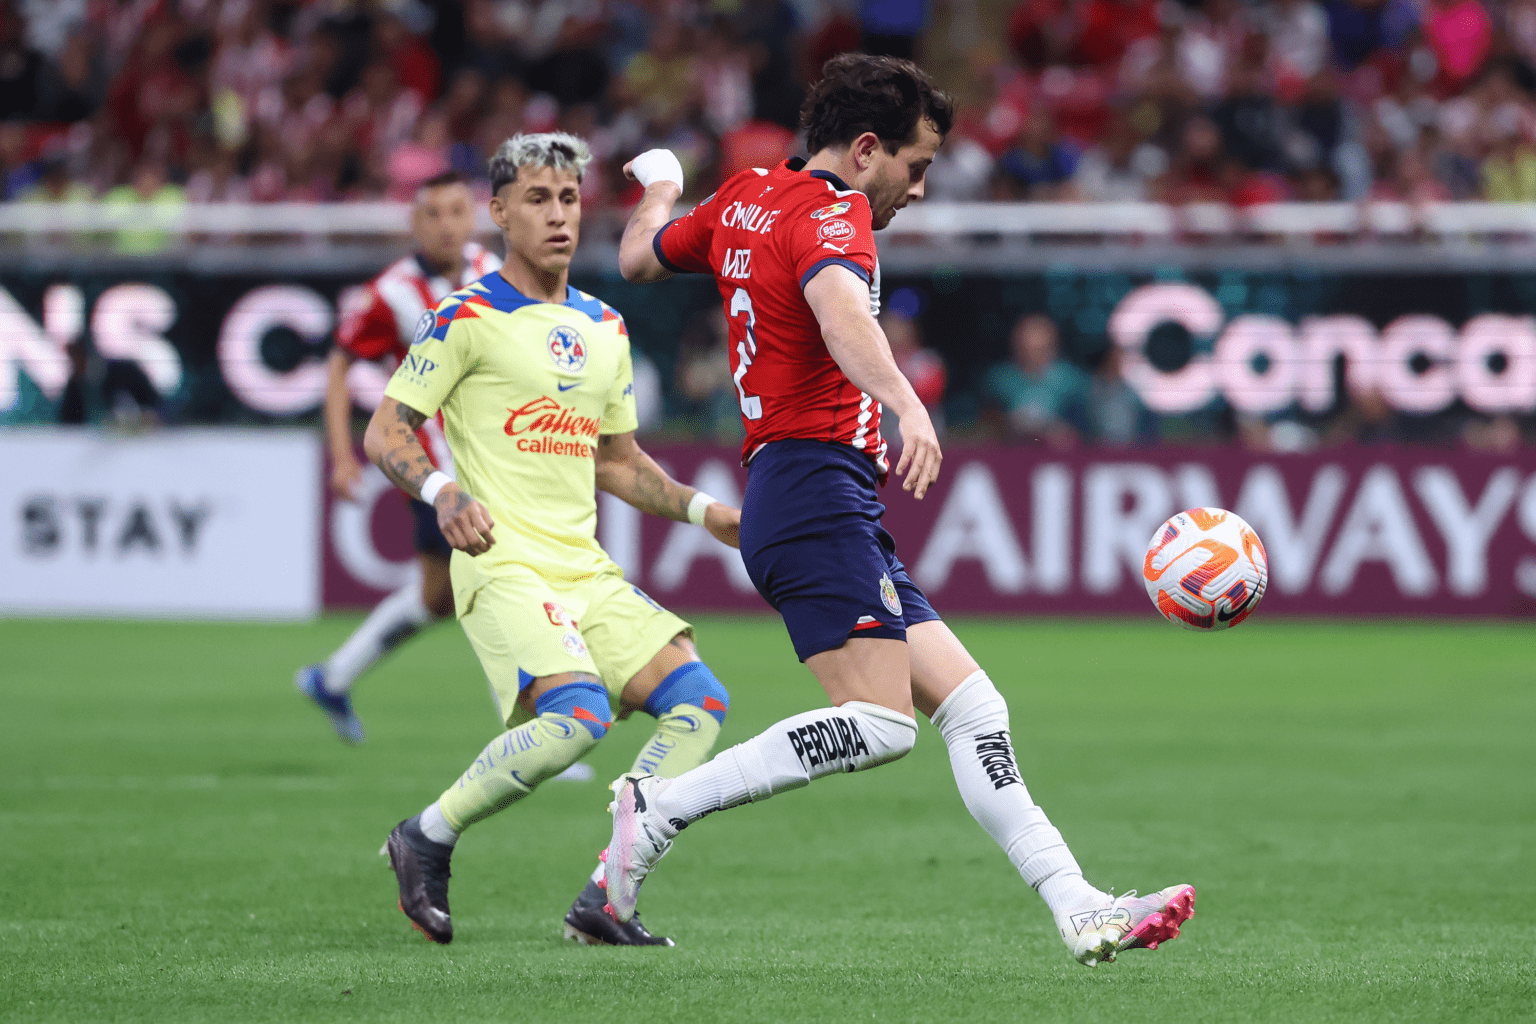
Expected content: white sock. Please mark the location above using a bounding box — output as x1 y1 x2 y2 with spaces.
418 801 458 847
930 671 1106 915
654 702 918 828
323 582 434 693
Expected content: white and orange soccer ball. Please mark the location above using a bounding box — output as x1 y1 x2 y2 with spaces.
1143 508 1268 631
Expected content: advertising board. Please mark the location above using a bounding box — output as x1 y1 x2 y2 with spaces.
322 444 1536 618
8 266 1536 424
2 428 320 619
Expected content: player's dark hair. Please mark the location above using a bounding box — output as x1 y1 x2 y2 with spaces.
420 170 467 191
800 53 954 156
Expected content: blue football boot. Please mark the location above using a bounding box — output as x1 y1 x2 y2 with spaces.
294 664 364 744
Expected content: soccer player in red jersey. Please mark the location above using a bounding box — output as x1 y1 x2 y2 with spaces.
604 54 1196 967
295 172 499 743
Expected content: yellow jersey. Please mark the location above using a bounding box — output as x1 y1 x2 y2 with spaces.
383 271 638 607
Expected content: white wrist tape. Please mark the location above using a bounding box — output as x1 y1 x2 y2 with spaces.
687 491 716 527
419 471 452 506
631 149 684 191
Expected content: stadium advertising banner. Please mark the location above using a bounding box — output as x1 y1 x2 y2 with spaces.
1 428 321 619
324 444 1536 617
9 265 1536 423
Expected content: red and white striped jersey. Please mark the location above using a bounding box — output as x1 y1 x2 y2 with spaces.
655 159 889 480
336 242 500 467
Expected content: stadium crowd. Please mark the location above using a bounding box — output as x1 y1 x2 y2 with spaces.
7 0 1536 206
8 0 1531 449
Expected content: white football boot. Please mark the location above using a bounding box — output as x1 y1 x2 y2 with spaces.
1058 884 1196 967
604 774 678 923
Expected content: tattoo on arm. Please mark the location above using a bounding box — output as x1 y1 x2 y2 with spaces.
598 434 694 521
395 403 427 430
372 401 437 497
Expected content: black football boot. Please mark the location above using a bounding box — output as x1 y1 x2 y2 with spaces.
562 878 675 946
386 816 454 944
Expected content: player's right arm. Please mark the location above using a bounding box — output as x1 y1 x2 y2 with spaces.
617 150 714 282
803 265 943 499
364 397 496 556
366 304 495 555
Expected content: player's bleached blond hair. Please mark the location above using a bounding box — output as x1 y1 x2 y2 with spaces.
487 132 593 194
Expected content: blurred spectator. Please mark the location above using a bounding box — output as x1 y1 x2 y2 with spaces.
36 29 103 121
387 109 451 199
1121 2 1226 99
1462 413 1522 451
58 341 162 427
984 313 1089 443
1086 344 1155 444
1326 386 1404 444
1481 126 1536 199
1069 112 1167 199
1212 60 1284 173
0 0 1529 211
881 311 947 437
994 111 1080 199
675 307 744 442
186 143 252 204
102 158 186 253
1265 0 1330 96
862 0 928 61
1073 0 1161 68
1159 115 1228 202
18 152 90 203
694 18 755 136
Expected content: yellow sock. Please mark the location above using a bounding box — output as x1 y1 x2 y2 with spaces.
629 704 723 779
438 714 598 832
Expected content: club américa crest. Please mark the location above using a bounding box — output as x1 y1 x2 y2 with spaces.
879 573 902 616
412 308 435 347
547 325 587 371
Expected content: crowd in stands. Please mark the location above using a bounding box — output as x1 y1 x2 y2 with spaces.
8 0 1536 207
9 0 1531 447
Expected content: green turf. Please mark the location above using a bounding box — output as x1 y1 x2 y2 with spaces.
3 615 1533 1023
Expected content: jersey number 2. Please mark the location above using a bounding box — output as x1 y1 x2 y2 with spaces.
729 287 762 420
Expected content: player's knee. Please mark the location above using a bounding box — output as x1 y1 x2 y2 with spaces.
842 700 918 768
643 660 729 725
535 680 612 741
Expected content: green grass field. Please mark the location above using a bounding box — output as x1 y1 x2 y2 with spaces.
3 616 1534 1023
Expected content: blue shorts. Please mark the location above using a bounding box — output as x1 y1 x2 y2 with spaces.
740 439 939 663
409 498 452 558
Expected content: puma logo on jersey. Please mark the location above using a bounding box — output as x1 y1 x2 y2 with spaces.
1070 906 1132 935
821 241 851 254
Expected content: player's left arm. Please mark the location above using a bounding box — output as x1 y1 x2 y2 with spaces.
594 431 741 549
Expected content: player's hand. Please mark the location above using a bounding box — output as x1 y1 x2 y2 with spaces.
894 405 943 500
434 483 496 555
623 150 685 191
330 452 364 501
704 502 741 549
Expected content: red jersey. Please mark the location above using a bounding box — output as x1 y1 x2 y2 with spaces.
655 159 889 478
336 242 499 468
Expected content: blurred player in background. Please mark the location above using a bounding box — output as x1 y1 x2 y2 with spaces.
606 54 1195 968
295 172 499 743
364 133 741 947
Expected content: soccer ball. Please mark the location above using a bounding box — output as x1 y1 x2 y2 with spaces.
1143 508 1268 631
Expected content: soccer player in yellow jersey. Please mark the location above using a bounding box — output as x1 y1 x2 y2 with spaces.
362 133 741 947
